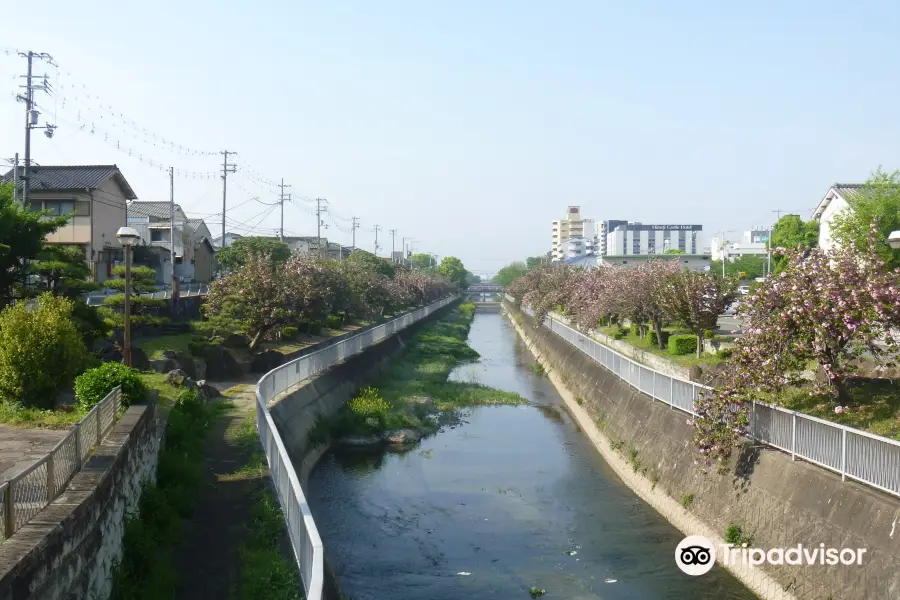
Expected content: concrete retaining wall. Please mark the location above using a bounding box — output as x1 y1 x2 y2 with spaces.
0 401 160 600
506 302 900 600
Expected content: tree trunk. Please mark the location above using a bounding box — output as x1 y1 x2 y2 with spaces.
696 333 703 358
249 328 266 351
653 319 666 350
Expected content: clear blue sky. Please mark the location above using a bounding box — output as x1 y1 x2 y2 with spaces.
3 1 900 275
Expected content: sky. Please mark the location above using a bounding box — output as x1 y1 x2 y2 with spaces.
3 0 900 276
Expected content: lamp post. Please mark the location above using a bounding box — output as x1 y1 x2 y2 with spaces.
888 230 900 250
116 227 140 367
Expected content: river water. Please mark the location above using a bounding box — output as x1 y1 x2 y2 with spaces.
307 311 756 600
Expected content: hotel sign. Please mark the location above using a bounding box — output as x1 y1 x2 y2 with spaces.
650 224 702 231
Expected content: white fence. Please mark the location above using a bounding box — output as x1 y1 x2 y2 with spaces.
255 295 458 599
0 386 123 540
510 296 900 499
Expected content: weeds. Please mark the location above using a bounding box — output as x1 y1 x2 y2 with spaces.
532 362 545 376
238 491 303 600
610 439 625 452
680 492 695 509
725 523 753 546
627 446 641 472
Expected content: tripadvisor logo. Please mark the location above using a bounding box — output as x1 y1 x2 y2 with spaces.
675 535 716 576
675 535 869 576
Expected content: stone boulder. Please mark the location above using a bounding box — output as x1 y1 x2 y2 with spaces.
251 350 285 374
165 369 192 387
195 380 221 401
92 339 122 363
129 346 151 371
202 345 242 380
222 333 249 349
382 429 422 445
149 357 180 374
161 350 196 378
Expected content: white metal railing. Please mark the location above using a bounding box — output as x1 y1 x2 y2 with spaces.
0 386 123 540
84 283 210 306
507 295 900 499
255 295 458 599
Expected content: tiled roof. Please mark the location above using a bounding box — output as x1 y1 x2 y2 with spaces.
186 218 206 233
128 201 186 220
1 165 137 199
814 183 866 220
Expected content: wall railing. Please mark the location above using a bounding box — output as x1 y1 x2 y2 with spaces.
255 295 458 599
0 386 122 540
509 296 900 499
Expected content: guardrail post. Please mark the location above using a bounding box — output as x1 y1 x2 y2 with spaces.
74 423 82 471
841 428 847 481
791 413 797 460
46 452 56 501
669 377 674 409
96 407 102 446
4 483 14 538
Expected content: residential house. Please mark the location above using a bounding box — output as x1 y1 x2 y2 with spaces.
710 228 770 261
1 164 138 282
212 232 243 249
126 201 188 284
813 184 860 253
193 237 217 282
564 254 599 269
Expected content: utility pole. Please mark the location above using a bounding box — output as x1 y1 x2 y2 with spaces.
316 198 329 257
220 150 237 247
278 179 292 241
389 229 397 262
12 154 19 204
373 225 381 255
17 51 56 206
351 217 360 250
169 167 178 304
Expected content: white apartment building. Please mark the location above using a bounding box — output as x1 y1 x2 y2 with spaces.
604 222 702 255
552 206 596 261
710 228 770 261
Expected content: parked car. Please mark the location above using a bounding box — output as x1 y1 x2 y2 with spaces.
738 285 750 295
724 301 741 316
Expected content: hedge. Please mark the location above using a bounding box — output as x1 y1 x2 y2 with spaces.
667 334 697 356
281 326 299 341
325 315 343 330
75 362 148 410
649 330 670 347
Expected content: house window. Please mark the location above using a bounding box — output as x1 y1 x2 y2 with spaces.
43 200 76 216
151 230 164 242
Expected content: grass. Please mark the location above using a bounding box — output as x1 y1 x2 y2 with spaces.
110 389 228 600
0 401 86 429
724 523 753 546
778 380 900 440
598 326 724 368
329 302 525 439
680 492 695 509
137 333 196 360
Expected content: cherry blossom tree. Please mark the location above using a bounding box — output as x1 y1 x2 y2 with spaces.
656 269 737 358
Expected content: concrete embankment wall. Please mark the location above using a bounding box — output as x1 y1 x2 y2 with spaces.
0 402 160 600
504 301 900 600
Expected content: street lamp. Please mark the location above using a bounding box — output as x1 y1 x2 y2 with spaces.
888 230 900 250
116 226 140 367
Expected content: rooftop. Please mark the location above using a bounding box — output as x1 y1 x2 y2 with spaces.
128 201 187 221
1 165 138 199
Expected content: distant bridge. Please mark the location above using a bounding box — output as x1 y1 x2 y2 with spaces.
466 285 504 293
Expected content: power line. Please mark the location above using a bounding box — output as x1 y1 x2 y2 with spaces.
278 179 292 241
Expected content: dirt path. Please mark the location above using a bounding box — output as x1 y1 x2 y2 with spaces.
172 380 268 600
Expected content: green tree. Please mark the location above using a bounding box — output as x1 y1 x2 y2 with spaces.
409 253 435 270
525 256 547 269
770 214 818 273
30 245 96 297
465 271 482 285
0 293 89 408
346 249 396 278
216 236 291 273
495 262 527 287
99 265 167 328
830 168 900 270
0 182 70 306
664 248 686 255
436 256 467 288
709 254 767 280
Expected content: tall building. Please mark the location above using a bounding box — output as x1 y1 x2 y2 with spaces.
710 227 770 261
604 222 702 255
551 206 595 261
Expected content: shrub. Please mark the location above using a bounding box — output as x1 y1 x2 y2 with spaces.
703 329 715 339
325 315 342 330
680 492 695 509
281 326 299 341
0 293 89 408
300 321 323 336
725 524 752 546
648 330 670 347
668 334 698 356
347 387 390 417
75 362 147 410
717 347 734 360
612 329 625 340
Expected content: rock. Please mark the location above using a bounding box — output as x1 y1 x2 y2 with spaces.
335 435 385 447
93 339 123 363
129 346 151 371
203 345 242 379
161 351 196 378
382 429 422 445
407 396 433 405
196 380 221 401
222 333 249 349
251 350 285 373
165 369 190 387
150 358 180 374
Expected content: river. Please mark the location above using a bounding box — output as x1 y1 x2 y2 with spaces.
307 311 756 599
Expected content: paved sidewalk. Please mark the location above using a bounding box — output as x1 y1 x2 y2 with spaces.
0 426 67 483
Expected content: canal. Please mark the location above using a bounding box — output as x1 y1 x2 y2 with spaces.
307 311 756 599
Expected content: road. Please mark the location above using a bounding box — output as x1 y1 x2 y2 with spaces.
717 315 744 334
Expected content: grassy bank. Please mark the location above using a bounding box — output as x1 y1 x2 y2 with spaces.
597 325 725 368
327 302 525 440
110 389 226 599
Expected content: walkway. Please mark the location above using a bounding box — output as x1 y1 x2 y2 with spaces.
0 426 66 483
